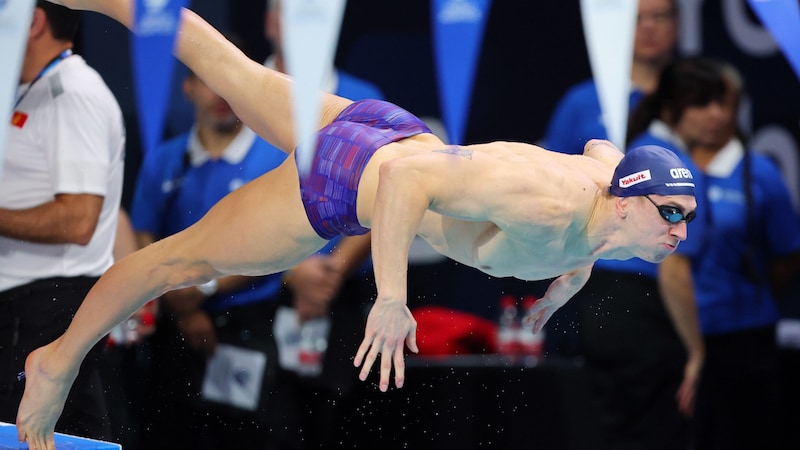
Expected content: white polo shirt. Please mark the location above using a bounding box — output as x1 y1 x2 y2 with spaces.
0 54 125 291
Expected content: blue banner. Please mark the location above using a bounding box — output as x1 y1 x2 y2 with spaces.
748 0 800 82
432 0 491 145
132 0 188 156
0 0 36 180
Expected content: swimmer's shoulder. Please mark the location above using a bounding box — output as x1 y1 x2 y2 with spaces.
581 139 624 167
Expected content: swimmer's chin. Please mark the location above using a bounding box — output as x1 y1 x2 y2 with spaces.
644 245 679 263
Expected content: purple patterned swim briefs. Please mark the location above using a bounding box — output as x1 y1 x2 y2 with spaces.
298 99 432 240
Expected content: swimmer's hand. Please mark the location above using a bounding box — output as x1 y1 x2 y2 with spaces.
523 267 593 333
354 299 418 392
522 295 566 334
17 340 77 450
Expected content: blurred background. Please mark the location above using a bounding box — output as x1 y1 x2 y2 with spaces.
76 0 800 213
70 1 800 448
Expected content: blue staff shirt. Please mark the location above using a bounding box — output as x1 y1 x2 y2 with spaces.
690 139 800 335
131 128 288 312
543 79 644 155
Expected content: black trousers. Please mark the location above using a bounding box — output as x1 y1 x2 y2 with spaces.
263 274 373 450
138 298 280 450
0 276 111 440
692 325 781 450
547 270 690 450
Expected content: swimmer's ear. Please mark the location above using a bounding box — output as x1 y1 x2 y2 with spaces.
615 196 630 219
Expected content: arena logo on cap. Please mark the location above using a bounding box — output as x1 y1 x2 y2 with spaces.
669 167 693 179
618 169 651 188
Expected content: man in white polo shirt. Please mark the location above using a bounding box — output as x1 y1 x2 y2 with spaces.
0 0 124 441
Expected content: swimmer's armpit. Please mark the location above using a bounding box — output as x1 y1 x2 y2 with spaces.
432 146 473 159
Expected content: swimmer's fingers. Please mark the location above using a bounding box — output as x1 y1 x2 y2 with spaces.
405 321 419 355
354 330 377 377
524 312 544 334
524 298 554 334
378 340 395 392
396 333 415 389
536 307 559 333
375 315 417 391
533 309 553 334
361 340 382 386
356 299 416 390
355 304 386 384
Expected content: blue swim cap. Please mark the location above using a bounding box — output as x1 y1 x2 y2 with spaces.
609 145 695 198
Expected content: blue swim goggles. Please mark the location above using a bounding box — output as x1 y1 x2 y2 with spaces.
644 195 696 224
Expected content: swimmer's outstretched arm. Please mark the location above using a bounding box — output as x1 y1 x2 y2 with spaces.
354 148 522 391
353 157 429 392
46 0 351 153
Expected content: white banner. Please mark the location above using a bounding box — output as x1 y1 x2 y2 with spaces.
282 0 346 176
580 0 638 148
0 0 36 180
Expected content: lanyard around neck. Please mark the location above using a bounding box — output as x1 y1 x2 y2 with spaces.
13 49 73 112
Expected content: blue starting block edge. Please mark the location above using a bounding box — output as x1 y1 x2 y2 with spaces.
0 423 120 449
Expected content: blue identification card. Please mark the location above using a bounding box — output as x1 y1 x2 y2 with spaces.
0 422 120 449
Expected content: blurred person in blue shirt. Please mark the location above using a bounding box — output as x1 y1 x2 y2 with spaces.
543 0 678 155
682 59 800 450
544 57 712 450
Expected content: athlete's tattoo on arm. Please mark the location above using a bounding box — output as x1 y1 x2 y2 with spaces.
584 139 617 153
432 146 473 159
585 141 608 151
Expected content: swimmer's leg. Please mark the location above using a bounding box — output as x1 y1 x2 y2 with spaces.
58 0 354 154
172 12 354 154
17 158 327 450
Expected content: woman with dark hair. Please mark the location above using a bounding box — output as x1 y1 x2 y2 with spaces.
686 60 800 450
626 56 728 148
558 57 720 450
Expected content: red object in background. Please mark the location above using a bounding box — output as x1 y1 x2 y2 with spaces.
412 306 498 355
106 300 157 346
139 300 156 326
11 111 28 128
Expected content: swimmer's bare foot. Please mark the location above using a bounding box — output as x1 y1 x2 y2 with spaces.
16 339 78 450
